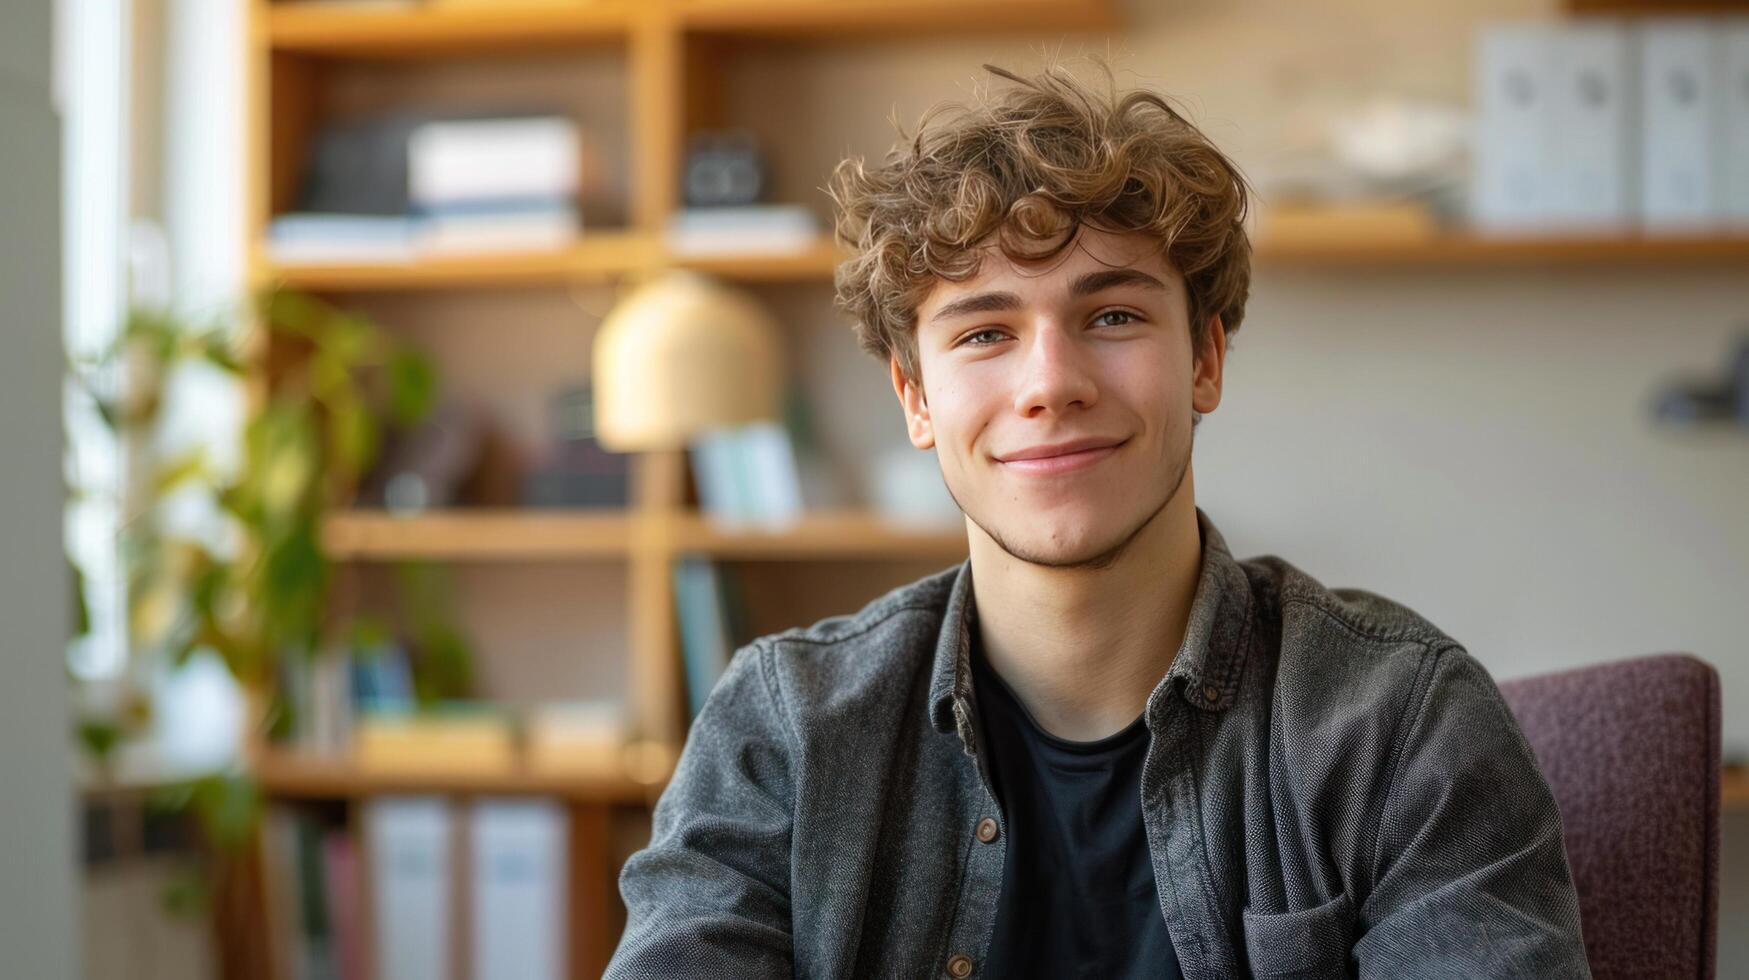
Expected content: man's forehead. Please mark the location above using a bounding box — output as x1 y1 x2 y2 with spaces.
919 230 1177 317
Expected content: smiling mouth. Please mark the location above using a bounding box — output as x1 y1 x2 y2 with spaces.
997 439 1128 476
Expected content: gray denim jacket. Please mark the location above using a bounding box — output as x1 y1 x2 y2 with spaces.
607 507 1591 979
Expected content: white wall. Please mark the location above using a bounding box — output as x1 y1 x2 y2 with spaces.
0 0 79 975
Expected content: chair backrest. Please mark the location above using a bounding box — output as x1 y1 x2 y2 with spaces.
1497 653 1720 980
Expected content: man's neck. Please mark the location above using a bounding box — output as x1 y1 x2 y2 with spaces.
967 487 1204 743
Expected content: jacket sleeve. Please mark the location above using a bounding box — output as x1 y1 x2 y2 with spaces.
1353 645 1592 979
605 641 797 978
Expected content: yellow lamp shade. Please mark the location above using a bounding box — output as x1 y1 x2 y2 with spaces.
592 270 783 452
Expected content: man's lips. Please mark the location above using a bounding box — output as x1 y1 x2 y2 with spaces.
995 438 1128 476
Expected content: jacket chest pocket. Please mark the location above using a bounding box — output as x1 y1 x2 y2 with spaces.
1241 891 1355 979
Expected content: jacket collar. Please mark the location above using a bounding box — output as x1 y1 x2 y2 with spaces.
927 506 1255 754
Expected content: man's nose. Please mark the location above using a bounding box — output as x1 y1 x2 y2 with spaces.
1011 323 1098 418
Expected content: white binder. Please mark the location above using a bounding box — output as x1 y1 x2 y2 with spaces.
1548 22 1634 231
367 797 453 980
1719 23 1749 226
1639 19 1718 230
470 799 569 980
1474 24 1556 232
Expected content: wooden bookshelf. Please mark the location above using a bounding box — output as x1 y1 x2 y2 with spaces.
244 4 1121 974
248 1 1749 974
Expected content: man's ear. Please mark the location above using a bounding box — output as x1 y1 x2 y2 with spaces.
889 355 934 450
1191 314 1226 416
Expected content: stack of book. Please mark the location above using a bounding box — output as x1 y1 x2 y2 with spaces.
665 203 821 255
688 420 805 529
277 641 418 759
409 115 584 255
276 641 631 778
267 112 592 263
672 558 748 721
265 797 571 980
263 807 364 980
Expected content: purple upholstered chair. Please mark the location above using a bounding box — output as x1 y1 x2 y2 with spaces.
1498 653 1721 980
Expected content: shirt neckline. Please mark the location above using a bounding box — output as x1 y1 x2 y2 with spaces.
971 634 1151 758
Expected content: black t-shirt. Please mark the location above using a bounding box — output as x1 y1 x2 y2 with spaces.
971 638 1183 980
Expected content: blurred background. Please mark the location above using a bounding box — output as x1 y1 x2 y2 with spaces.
3 0 1748 977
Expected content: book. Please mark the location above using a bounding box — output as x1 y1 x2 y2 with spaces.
267 213 416 265
470 800 569 980
321 831 365 980
689 420 804 528
407 115 582 209
665 203 820 255
1721 23 1749 226
1639 19 1717 230
294 816 337 980
1473 23 1555 233
1548 22 1633 231
263 808 309 980
525 699 626 777
415 201 580 255
674 558 735 719
263 808 351 980
354 706 517 774
366 797 454 980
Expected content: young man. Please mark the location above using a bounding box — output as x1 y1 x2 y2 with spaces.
607 66 1589 979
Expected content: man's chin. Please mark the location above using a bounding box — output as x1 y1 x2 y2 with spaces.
977 520 1134 570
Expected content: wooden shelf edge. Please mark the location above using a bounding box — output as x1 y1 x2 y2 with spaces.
266 3 635 57
264 0 1118 55
321 509 968 562
678 0 1120 37
322 509 634 561
259 233 659 292
1257 231 1749 268
252 748 665 804
257 230 1749 293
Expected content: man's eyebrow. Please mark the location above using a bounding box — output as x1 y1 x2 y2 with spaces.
928 290 1023 324
1069 268 1168 297
927 269 1168 324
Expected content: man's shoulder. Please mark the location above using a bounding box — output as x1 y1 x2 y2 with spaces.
1233 551 1478 720
1233 550 1511 793
1238 551 1461 660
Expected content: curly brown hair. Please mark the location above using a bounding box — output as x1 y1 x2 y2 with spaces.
827 63 1253 385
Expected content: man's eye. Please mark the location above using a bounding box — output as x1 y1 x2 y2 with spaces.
1094 310 1138 328
962 328 1007 346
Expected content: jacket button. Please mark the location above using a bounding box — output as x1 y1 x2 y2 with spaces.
946 953 975 977
975 817 999 843
1202 683 1220 703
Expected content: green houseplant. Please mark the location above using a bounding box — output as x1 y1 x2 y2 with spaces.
69 288 473 976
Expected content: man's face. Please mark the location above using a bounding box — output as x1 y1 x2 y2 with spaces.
893 226 1225 569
